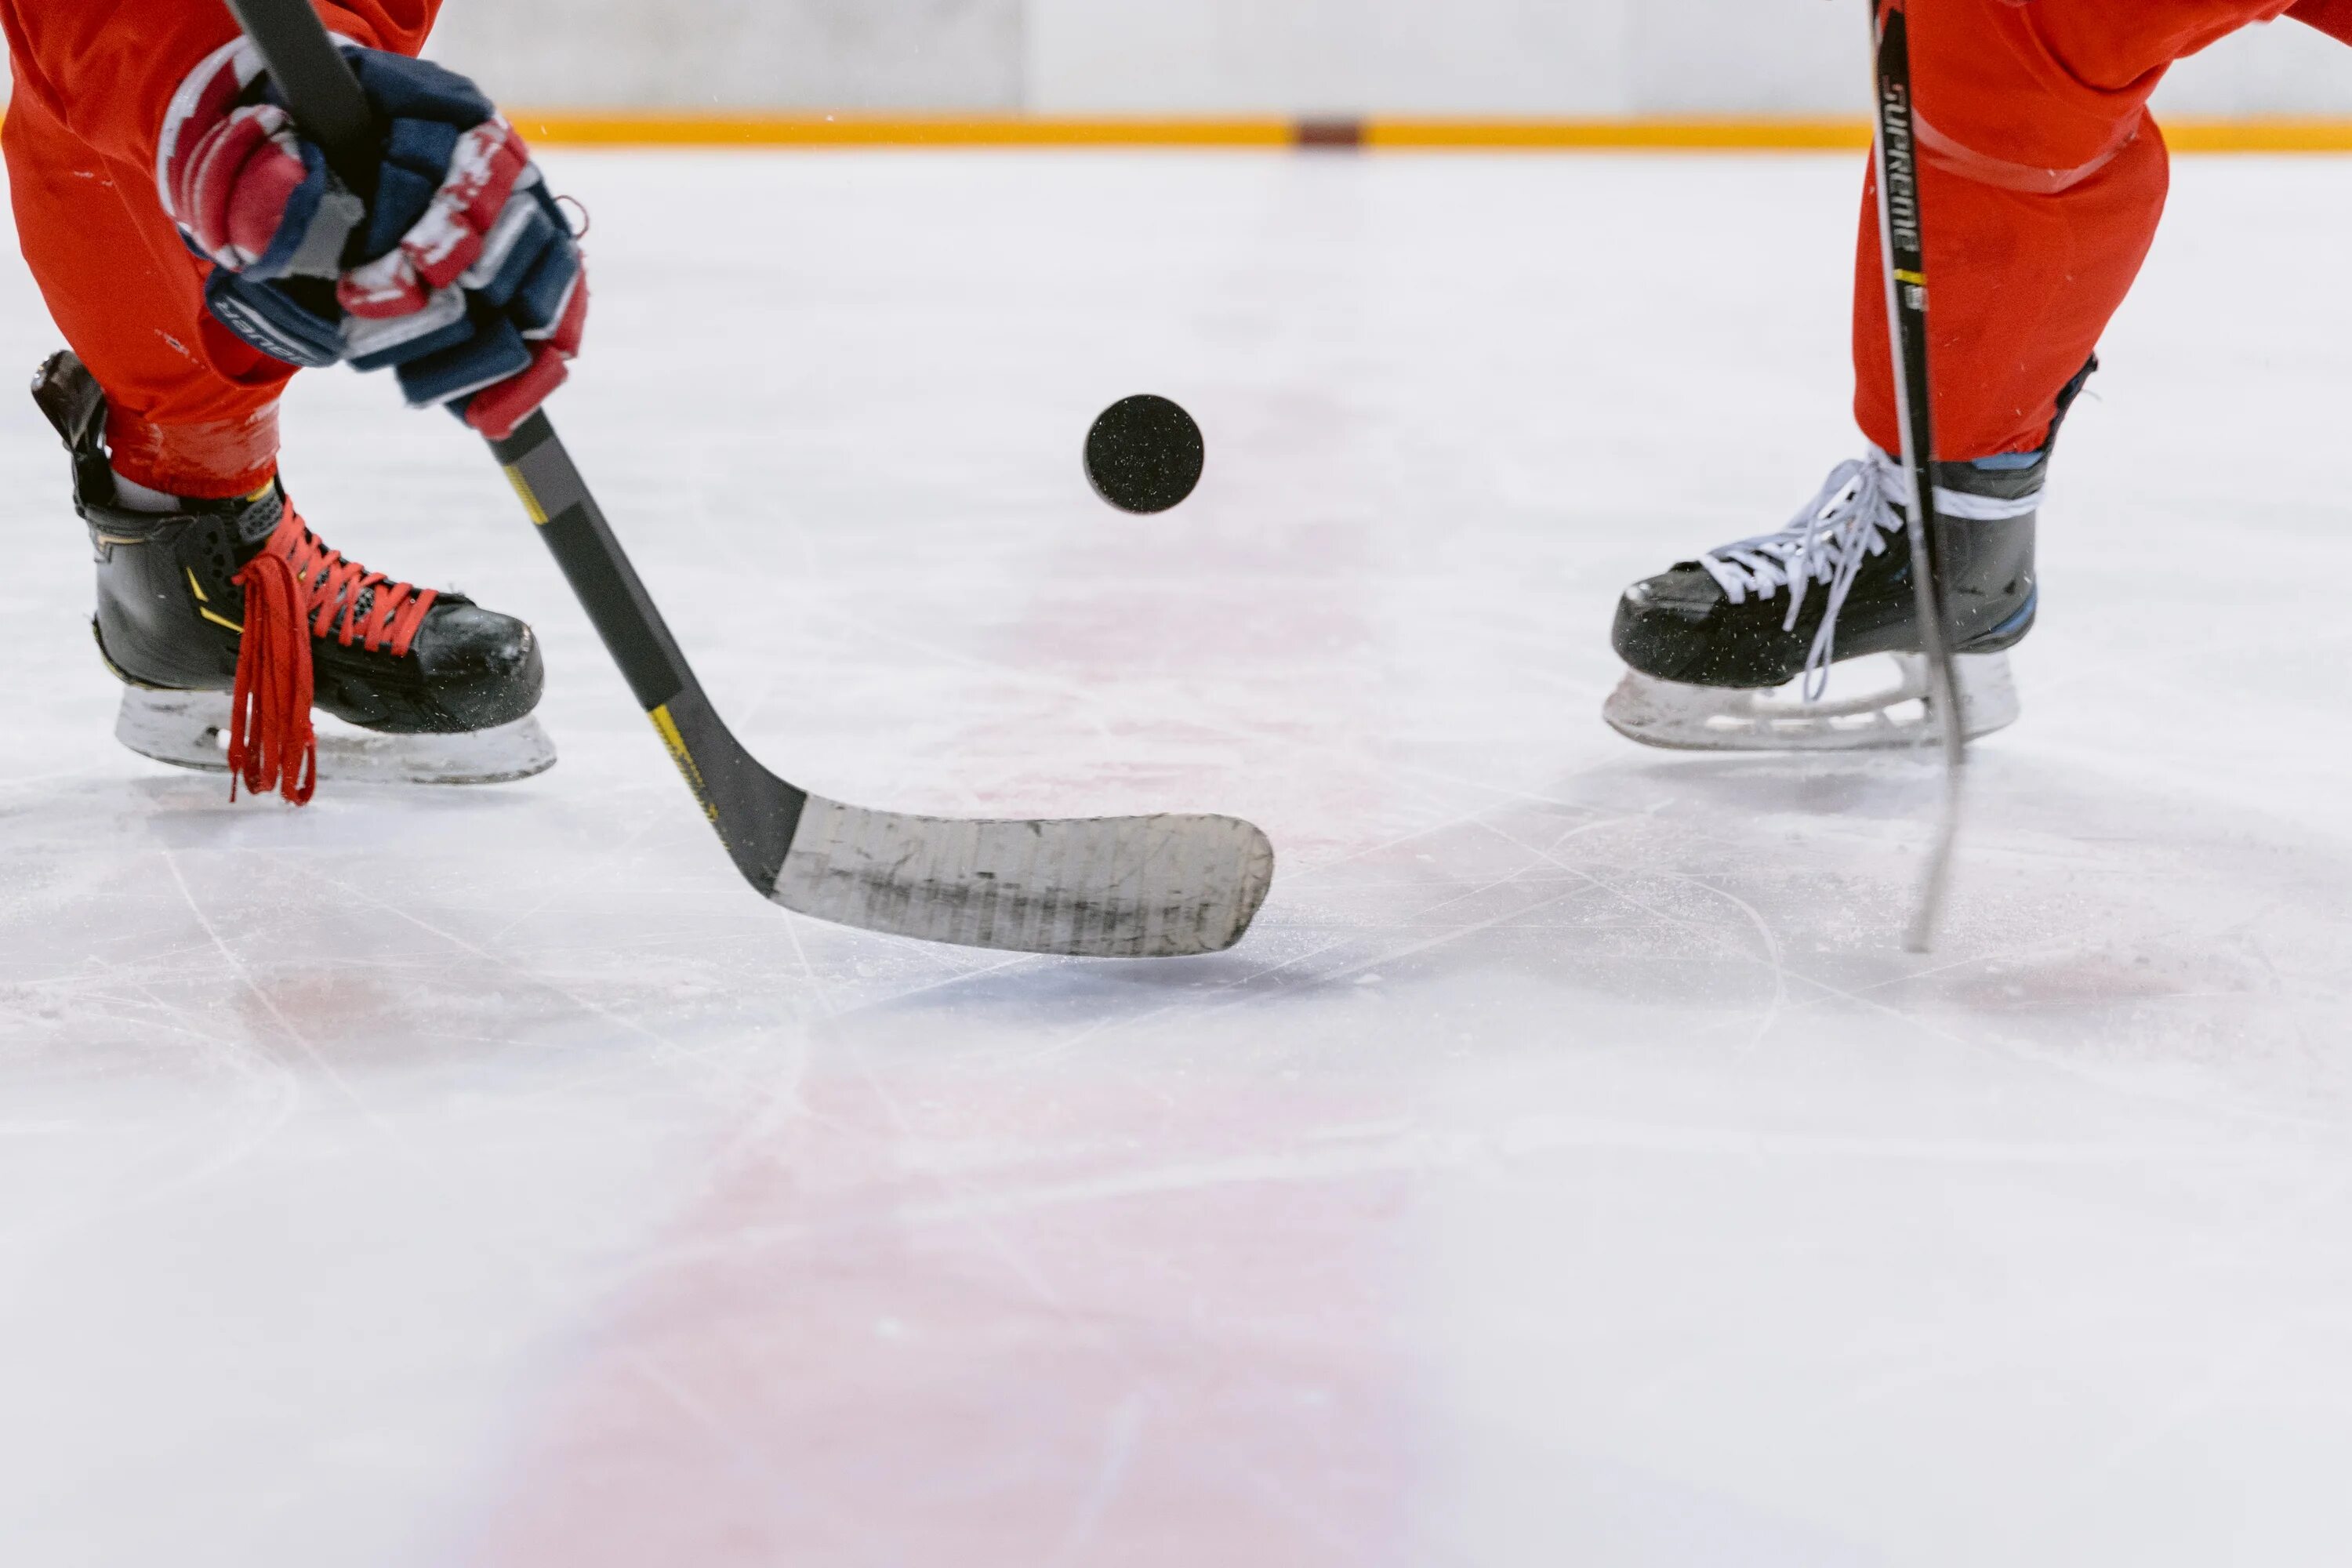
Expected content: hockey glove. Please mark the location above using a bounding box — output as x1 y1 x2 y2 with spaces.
160 38 587 439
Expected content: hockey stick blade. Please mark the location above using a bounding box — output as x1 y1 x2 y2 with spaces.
779 800 1276 958
650 684 1273 957
502 423 1276 959
225 0 1279 959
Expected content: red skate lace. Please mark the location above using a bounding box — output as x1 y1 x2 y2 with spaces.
227 502 440 805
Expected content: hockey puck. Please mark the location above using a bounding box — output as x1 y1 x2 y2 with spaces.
1084 395 1205 514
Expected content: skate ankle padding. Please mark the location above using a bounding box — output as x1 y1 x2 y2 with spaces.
110 472 180 514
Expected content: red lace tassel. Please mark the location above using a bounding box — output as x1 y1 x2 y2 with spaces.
227 551 318 805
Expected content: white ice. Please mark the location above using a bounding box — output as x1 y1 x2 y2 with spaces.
4 151 2351 1567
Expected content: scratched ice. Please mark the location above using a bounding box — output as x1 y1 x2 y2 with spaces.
4 152 2350 1567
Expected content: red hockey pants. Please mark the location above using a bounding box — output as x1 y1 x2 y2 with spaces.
2 2 438 498
1851 0 2333 459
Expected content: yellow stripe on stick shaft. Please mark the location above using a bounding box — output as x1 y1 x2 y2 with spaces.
648 704 720 822
503 466 549 525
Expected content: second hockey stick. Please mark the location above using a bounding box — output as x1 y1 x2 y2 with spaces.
1868 0 1966 953
220 0 1276 959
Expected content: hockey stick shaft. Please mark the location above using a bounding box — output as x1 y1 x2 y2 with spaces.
1868 0 1966 953
221 0 375 187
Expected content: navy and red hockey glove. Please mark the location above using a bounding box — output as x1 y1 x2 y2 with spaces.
160 38 587 439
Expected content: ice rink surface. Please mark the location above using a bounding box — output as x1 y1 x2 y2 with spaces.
4 149 2351 1566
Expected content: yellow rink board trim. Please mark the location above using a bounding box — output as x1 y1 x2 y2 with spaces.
1365 118 1870 151
507 113 2352 154
2166 118 2352 151
511 114 1299 148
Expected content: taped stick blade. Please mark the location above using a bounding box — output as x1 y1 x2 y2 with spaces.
771 799 1276 957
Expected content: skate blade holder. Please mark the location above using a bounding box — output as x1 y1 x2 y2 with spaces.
1604 652 2019 754
114 688 557 789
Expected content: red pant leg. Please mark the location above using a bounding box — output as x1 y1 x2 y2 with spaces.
2291 0 2352 45
2 1 442 499
5 81 292 497
1853 0 2299 459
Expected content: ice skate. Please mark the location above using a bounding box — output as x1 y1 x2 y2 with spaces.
1604 365 2094 753
1601 438 2038 752
34 350 554 797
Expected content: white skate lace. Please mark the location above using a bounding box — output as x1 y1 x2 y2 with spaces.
1699 448 1911 701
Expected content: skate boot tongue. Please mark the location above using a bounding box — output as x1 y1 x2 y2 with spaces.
1698 452 1907 699
227 499 441 804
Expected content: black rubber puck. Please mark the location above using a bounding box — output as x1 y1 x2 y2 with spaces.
1085 395 1205 514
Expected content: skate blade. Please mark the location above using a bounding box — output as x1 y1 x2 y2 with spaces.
1602 652 2020 754
115 688 557 786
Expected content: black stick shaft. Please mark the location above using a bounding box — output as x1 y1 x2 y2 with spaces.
1869 0 1965 950
490 414 692 712
220 0 376 187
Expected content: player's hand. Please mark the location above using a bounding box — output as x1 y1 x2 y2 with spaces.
162 43 587 439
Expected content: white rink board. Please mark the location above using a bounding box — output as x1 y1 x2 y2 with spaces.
420 0 2352 117
4 151 2352 1566
5 5 2348 116
428 0 1026 111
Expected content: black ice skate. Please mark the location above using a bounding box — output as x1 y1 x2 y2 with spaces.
1604 365 2091 753
34 350 554 797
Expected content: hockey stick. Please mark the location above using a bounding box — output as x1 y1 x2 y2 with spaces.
219 0 1275 958
1867 0 1965 954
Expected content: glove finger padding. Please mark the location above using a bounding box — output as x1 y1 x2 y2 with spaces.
379 176 587 430
456 265 589 439
177 106 325 274
339 118 532 316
